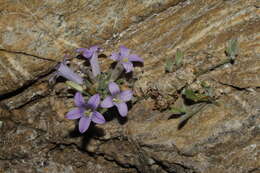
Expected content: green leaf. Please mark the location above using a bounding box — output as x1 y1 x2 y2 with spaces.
183 89 212 103
200 81 210 88
183 89 200 102
116 79 125 85
171 107 186 114
226 39 238 59
165 49 184 73
97 80 108 92
66 81 84 92
84 79 92 88
178 103 207 129
165 58 174 73
175 49 184 67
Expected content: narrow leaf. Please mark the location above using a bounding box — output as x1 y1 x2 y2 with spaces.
175 49 184 66
171 107 186 114
226 39 238 60
165 58 174 73
66 81 84 92
183 89 200 102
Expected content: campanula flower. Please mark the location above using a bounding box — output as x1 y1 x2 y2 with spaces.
110 46 143 73
101 82 132 117
57 61 83 85
66 92 105 133
77 46 101 77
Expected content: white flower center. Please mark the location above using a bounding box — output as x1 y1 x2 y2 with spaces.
84 110 92 117
112 98 121 103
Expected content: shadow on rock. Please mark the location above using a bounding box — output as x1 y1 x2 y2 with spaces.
68 123 105 149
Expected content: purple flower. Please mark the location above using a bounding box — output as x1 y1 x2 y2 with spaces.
110 45 143 73
57 61 83 85
66 92 105 133
76 46 101 77
101 82 132 117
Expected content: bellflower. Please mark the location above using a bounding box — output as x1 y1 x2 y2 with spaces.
110 45 143 73
101 82 132 117
57 61 84 85
77 46 101 77
66 92 105 133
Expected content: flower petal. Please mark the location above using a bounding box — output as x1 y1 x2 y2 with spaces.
120 45 130 57
57 63 83 84
120 90 132 102
109 82 120 96
90 45 99 52
87 94 100 110
66 108 83 119
83 50 93 59
76 48 87 53
115 102 128 117
74 92 85 107
101 96 114 108
110 52 120 61
91 111 106 124
89 52 101 77
122 62 133 73
128 54 143 63
79 116 91 133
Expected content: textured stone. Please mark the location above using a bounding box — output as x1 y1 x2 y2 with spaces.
0 0 182 95
125 91 260 172
0 0 259 172
211 58 260 88
0 51 55 95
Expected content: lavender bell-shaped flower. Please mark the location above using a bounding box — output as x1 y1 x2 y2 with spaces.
110 45 143 73
101 82 132 117
77 46 101 77
66 92 105 133
56 61 84 85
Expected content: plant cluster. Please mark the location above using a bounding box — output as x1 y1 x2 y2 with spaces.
55 45 143 133
168 39 238 127
165 48 184 73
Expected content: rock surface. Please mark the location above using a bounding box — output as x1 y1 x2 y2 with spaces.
0 0 259 173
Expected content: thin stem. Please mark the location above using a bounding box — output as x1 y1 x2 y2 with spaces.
109 62 124 82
